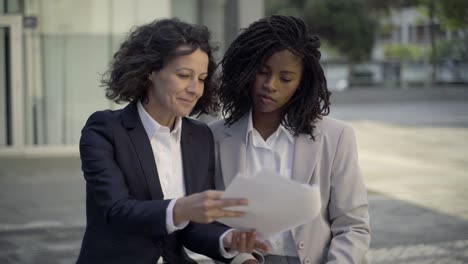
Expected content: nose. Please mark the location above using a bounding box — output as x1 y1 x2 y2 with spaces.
263 76 277 92
187 78 203 95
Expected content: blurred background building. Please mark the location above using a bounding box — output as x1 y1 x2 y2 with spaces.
266 0 468 91
0 0 263 150
1 0 467 149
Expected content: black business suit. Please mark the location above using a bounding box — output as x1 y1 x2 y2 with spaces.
77 102 229 264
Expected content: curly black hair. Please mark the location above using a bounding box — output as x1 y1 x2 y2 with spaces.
102 18 218 116
219 15 331 138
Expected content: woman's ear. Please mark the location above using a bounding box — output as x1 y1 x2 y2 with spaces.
148 72 154 81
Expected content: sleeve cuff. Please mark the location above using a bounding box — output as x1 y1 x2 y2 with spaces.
166 198 189 234
230 253 262 264
219 229 239 258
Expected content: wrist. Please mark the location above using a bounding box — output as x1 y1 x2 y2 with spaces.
173 197 186 225
223 230 233 249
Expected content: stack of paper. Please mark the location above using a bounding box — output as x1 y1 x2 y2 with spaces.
218 170 321 238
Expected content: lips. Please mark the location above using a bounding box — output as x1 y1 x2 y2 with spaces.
259 94 276 102
178 98 196 104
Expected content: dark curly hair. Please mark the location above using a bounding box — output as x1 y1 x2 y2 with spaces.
219 15 331 138
102 18 218 116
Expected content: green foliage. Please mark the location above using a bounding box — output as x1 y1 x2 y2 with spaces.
265 0 305 17
266 0 378 62
436 37 468 61
265 0 468 62
435 0 468 30
411 0 468 30
306 0 378 62
384 44 425 60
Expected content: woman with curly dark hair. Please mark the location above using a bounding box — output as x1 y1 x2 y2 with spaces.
77 18 267 264
210 15 371 264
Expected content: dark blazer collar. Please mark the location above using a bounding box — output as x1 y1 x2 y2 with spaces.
180 118 196 195
121 101 164 199
121 102 140 129
122 101 193 136
121 101 199 197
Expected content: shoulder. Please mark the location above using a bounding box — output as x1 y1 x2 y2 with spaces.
183 117 213 140
83 109 123 130
317 116 350 131
183 117 210 131
316 116 355 141
208 118 225 132
208 118 227 141
86 109 117 121
80 109 125 146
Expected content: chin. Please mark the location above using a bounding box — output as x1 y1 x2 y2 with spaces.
255 106 277 114
175 108 194 117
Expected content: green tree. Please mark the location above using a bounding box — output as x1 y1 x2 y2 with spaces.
413 0 467 82
384 44 425 60
366 0 467 82
266 0 378 62
304 0 377 62
422 0 468 30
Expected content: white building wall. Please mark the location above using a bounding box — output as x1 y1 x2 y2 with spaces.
10 0 264 146
0 2 6 146
24 0 172 145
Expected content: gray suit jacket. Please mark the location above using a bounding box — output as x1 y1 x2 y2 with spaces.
209 115 370 264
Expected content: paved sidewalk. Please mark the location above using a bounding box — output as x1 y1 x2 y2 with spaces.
1 122 467 264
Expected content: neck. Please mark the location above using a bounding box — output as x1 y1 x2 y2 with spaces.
143 101 176 130
252 110 282 141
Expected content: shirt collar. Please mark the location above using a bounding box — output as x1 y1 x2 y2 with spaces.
137 100 182 141
246 110 294 145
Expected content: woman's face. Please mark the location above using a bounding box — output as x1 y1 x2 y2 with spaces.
251 49 303 117
147 46 208 125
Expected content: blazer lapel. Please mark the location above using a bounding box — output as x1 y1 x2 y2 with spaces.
291 125 323 185
291 123 322 240
121 102 164 200
219 115 249 186
181 118 196 195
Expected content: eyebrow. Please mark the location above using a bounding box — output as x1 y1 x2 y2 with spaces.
260 65 298 75
175 67 194 72
280 71 297 75
176 68 208 76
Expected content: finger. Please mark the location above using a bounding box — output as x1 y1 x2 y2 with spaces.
241 233 249 252
255 240 271 252
230 232 240 250
216 198 248 208
202 190 225 199
200 208 245 223
214 209 246 219
246 231 256 252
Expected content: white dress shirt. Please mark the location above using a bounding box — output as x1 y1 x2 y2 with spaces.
245 111 299 257
137 101 188 234
137 101 235 258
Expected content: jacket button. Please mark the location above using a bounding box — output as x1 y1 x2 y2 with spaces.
304 258 311 264
297 241 305 249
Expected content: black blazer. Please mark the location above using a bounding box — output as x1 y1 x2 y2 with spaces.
77 102 229 264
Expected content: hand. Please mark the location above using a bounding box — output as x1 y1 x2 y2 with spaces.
223 230 271 253
173 190 247 224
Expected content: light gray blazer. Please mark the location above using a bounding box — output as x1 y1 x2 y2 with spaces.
209 115 370 264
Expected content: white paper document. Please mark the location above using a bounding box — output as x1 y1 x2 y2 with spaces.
218 170 321 238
